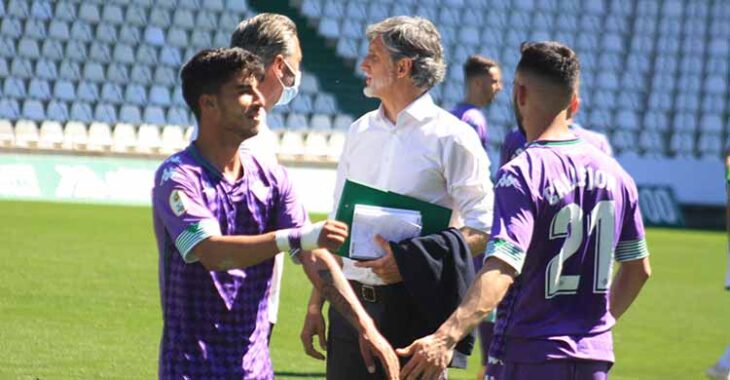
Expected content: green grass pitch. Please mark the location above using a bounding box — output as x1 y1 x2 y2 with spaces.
1 201 728 379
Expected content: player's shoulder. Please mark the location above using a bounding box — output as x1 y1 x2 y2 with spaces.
155 148 199 184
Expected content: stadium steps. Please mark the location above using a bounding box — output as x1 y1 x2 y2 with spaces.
248 0 378 118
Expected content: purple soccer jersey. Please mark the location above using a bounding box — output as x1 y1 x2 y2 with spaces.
152 144 307 379
500 124 613 167
485 138 649 366
451 103 488 150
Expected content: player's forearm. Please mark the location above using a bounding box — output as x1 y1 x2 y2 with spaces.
194 233 280 271
300 249 376 333
307 287 325 314
459 226 490 257
609 257 651 320
435 258 515 347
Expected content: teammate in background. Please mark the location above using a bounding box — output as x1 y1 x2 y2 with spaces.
228 12 304 343
398 41 651 380
152 48 398 379
707 345 730 379
450 54 503 380
451 55 503 151
500 94 613 166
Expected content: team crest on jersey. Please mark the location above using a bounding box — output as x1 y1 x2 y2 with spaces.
169 189 188 216
496 173 519 189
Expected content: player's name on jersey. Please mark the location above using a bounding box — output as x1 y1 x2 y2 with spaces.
543 166 617 206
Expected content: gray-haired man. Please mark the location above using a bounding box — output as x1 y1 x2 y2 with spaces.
300 16 494 379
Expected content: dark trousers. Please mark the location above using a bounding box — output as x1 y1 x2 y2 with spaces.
326 281 428 380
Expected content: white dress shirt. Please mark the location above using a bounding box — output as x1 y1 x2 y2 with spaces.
332 93 494 285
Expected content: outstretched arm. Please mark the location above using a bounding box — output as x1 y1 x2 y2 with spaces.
299 249 400 379
396 257 516 380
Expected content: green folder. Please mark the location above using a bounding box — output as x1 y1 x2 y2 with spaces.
334 179 453 258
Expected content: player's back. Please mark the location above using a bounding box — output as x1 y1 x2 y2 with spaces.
490 138 646 363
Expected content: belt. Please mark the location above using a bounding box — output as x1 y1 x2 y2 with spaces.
349 280 404 304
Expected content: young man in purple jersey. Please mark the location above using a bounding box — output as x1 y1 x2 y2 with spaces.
397 41 651 380
451 55 503 151
152 48 399 379
450 54 503 380
500 96 613 166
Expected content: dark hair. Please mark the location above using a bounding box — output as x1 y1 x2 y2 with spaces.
230 13 298 67
464 55 499 80
180 47 264 120
517 41 580 92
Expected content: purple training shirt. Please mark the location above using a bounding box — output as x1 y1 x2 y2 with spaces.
500 124 613 167
486 138 649 365
152 144 307 379
451 103 488 150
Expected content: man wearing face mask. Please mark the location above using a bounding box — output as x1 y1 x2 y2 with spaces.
188 13 303 342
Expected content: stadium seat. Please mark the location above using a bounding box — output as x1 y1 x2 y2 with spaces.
40 39 63 60
87 121 113 151
310 114 332 131
149 9 171 28
10 57 33 78
166 107 190 126
119 105 142 124
21 100 45 121
31 0 52 20
0 120 14 147
38 121 64 149
102 4 124 25
113 43 136 64
333 114 354 130
124 5 147 27
1 17 22 38
3 77 27 99
136 123 162 153
111 123 137 152
149 86 172 107
124 84 147 106
304 131 329 159
119 25 141 44
28 79 51 101
669 132 694 158
644 111 670 131
14 120 39 148
700 114 724 133
25 19 47 40
166 28 189 48
101 83 124 104
672 112 697 133
78 3 101 24
63 121 88 150
279 130 306 158
173 9 195 29
70 21 93 42
195 11 218 31
136 45 158 66
160 124 187 154
698 132 721 159
611 130 636 154
143 106 166 125
160 46 182 67
638 130 665 157
47 101 69 122
93 103 118 124
0 98 20 119
49 20 70 41
83 62 106 82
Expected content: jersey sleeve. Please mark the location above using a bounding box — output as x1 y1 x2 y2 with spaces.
273 165 309 229
484 166 536 275
152 164 221 263
615 177 650 262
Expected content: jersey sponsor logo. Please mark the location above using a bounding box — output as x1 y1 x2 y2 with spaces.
159 167 179 186
543 165 617 206
169 189 188 217
496 173 519 189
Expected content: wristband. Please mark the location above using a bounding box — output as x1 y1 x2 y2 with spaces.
275 221 325 252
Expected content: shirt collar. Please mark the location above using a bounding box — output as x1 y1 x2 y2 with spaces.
374 92 437 126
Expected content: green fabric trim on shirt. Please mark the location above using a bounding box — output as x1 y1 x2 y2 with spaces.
485 238 527 275
175 219 222 263
529 138 582 148
615 238 650 262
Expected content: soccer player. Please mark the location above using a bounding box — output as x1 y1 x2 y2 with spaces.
152 48 399 379
450 54 503 380
398 41 651 380
500 95 613 166
451 55 503 151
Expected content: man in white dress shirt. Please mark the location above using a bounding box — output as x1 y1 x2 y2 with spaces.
299 16 494 379
190 13 302 340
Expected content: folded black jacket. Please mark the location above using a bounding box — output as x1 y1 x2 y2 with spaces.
390 227 476 368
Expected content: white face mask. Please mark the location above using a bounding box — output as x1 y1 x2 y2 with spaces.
275 59 301 107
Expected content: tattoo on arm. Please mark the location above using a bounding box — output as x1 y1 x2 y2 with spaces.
317 269 359 327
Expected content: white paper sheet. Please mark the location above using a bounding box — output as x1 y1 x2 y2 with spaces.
349 204 423 260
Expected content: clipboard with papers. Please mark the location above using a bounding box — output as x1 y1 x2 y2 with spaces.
334 179 453 259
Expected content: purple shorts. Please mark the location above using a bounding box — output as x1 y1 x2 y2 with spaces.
485 359 612 380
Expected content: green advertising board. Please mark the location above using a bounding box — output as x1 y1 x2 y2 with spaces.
0 153 163 206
